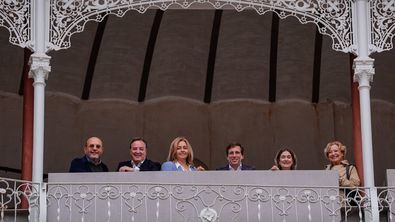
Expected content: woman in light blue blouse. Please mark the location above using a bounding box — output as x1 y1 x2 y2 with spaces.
161 137 204 171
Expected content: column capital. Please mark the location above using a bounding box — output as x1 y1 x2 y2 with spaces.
353 57 375 85
28 53 51 81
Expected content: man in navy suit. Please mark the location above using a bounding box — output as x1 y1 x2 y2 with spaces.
216 143 255 171
69 137 109 172
117 137 161 172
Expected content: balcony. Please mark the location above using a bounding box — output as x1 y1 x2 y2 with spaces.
1 171 395 222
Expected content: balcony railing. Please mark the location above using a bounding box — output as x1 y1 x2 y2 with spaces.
1 171 395 221
0 177 40 222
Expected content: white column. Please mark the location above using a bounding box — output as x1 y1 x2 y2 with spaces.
353 0 378 221
29 53 50 222
353 58 379 221
354 0 375 189
30 0 51 221
353 58 375 183
30 0 50 182
353 59 375 186
29 54 50 183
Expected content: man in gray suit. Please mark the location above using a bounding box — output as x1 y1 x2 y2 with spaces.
216 143 255 171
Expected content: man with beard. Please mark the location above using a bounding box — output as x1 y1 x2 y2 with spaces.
69 137 109 172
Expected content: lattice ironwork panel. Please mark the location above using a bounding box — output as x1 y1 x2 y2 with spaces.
49 0 354 53
371 0 395 53
0 0 31 48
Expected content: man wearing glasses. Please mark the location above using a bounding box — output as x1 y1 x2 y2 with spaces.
69 137 109 172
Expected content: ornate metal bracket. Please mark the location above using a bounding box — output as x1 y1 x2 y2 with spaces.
0 0 32 49
370 0 395 53
48 0 354 53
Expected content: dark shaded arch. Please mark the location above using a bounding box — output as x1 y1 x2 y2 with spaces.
138 10 164 102
312 28 323 103
81 16 108 100
204 10 223 104
269 12 279 102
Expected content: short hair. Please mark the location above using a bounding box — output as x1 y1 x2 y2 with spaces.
324 141 346 158
225 142 244 155
274 148 297 170
129 137 147 149
167 137 194 165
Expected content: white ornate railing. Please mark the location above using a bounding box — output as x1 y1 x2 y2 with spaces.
0 177 40 222
46 183 377 222
2 176 395 221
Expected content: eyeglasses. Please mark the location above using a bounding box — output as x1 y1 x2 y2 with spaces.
88 144 102 148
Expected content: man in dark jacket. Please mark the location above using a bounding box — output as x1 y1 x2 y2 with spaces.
117 137 161 172
216 142 255 171
69 137 109 172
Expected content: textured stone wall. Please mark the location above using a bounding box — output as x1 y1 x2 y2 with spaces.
2 93 394 184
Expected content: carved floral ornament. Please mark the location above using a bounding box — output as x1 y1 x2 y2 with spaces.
0 0 395 54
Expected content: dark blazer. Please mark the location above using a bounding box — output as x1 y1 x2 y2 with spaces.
117 159 161 171
216 164 256 171
69 156 109 172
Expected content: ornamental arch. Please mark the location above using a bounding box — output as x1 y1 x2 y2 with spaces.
47 0 354 53
0 1 394 53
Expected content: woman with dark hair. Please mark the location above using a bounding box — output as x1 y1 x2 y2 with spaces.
270 148 297 170
161 137 204 171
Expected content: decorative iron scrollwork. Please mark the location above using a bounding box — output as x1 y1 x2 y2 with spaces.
4 0 395 55
371 0 395 53
49 0 354 53
0 0 31 48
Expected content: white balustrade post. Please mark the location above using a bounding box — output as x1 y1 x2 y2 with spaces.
353 0 379 220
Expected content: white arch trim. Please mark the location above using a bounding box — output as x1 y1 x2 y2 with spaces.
48 0 355 53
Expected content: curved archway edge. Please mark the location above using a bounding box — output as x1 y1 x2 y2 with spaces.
1 0 394 55
48 0 354 53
